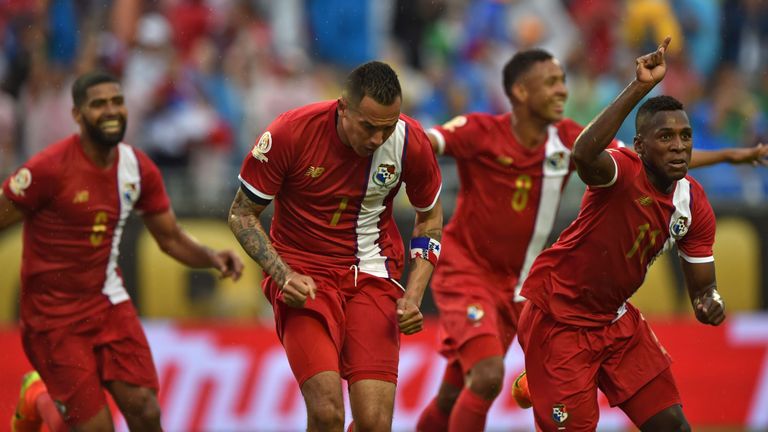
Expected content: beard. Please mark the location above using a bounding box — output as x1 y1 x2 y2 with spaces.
82 116 127 148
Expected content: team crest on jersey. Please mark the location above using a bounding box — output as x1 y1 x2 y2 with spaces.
546 151 568 171
251 131 272 163
670 215 689 239
372 163 399 188
123 183 139 204
552 404 568 425
467 304 485 323
9 168 31 196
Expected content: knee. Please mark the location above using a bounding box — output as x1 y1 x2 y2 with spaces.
307 397 345 431
467 360 504 400
122 389 161 425
435 383 461 412
640 406 690 432
352 406 392 432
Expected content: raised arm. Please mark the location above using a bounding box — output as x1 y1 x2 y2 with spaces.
142 209 243 280
690 143 768 168
680 260 725 326
397 198 443 335
573 37 670 185
0 191 24 231
227 189 316 307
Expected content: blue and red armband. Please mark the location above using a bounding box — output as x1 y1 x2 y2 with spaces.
409 236 441 266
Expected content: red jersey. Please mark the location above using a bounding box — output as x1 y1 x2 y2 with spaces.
2 135 170 330
429 113 621 299
521 147 716 327
238 100 442 279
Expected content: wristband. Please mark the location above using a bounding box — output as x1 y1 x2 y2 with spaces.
410 237 441 266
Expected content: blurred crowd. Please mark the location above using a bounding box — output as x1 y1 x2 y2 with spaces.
1 0 767 215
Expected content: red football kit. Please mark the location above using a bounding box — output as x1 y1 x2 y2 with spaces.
238 100 442 384
428 113 621 368
2 134 170 425
518 147 716 430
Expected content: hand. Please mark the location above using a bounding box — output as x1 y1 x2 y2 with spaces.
731 143 768 166
635 37 670 85
397 297 424 335
693 288 726 326
212 250 244 281
281 271 317 308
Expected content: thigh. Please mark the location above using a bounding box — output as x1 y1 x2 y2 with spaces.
22 324 106 427
96 302 159 391
617 367 683 428
282 308 341 386
340 274 401 385
522 304 601 432
598 305 672 406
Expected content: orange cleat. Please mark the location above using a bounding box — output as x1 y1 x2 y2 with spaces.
11 371 46 432
511 369 532 409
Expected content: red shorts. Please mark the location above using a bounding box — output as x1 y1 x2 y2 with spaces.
264 266 403 386
518 301 677 431
21 301 159 426
431 261 523 372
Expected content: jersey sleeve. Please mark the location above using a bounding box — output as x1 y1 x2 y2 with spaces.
1 155 57 213
403 124 442 211
677 184 715 263
238 114 294 204
588 147 640 190
134 149 171 215
427 114 480 160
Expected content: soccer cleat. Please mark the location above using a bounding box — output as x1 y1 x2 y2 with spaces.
11 371 45 432
511 369 532 409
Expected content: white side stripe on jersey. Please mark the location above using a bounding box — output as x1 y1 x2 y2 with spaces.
356 120 408 278
514 125 571 301
238 175 275 200
102 144 138 304
671 178 714 263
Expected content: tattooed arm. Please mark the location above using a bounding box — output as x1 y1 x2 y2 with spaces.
397 198 444 335
228 189 316 307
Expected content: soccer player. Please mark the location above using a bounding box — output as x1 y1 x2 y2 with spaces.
417 48 766 431
518 37 725 431
1 71 244 432
228 61 443 432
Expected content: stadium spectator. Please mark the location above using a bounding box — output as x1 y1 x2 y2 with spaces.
1 71 243 432
229 61 442 432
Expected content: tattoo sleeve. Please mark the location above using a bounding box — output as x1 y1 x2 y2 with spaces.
228 190 291 285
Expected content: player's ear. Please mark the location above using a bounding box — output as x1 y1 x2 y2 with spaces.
337 97 348 116
511 83 527 103
71 106 81 124
633 135 645 156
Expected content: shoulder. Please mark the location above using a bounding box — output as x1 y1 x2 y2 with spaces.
280 100 336 126
25 135 77 173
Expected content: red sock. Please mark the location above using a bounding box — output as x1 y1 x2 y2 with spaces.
449 389 494 432
416 397 450 432
37 393 66 432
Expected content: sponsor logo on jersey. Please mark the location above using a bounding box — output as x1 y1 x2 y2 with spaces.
123 183 139 204
9 168 31 196
466 303 484 323
251 131 272 163
372 163 399 188
496 155 514 166
670 215 689 239
546 151 568 171
73 190 90 203
552 403 568 425
635 195 653 206
305 166 326 178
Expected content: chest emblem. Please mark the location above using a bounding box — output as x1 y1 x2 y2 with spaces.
372 163 399 188
305 166 326 178
670 215 689 239
466 303 485 324
552 404 569 425
636 195 653 206
546 151 568 171
73 190 90 203
123 183 139 204
251 131 272 163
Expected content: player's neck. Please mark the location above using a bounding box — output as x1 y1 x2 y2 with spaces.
510 110 549 149
642 161 675 194
80 137 117 168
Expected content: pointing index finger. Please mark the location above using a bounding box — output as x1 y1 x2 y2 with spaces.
658 36 671 54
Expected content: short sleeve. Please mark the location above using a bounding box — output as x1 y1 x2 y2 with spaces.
1 156 56 213
428 114 480 160
134 149 171 215
238 114 294 203
678 185 715 263
403 124 442 211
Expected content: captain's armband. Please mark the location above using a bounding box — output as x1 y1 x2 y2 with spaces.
409 237 441 266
